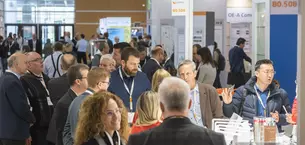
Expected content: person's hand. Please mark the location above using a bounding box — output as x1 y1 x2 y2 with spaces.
25 136 31 145
222 88 233 104
286 113 296 124
270 111 279 123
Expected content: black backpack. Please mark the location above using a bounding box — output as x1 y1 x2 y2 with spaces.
215 48 226 71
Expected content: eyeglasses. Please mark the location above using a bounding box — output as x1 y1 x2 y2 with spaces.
261 70 276 74
105 108 122 117
101 81 110 85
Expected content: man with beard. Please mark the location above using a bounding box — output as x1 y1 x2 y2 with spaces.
142 46 165 82
108 47 151 114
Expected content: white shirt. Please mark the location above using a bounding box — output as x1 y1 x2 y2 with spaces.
76 39 88 52
188 84 204 127
43 51 63 78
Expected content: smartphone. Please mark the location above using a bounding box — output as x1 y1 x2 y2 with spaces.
228 84 235 93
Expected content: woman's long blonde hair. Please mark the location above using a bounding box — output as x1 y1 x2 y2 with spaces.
74 92 129 145
135 91 162 125
151 69 171 92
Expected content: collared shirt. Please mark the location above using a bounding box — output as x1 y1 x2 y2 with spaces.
43 51 63 78
255 84 269 116
188 84 204 127
76 39 88 52
6 69 21 79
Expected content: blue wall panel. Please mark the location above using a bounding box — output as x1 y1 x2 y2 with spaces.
270 15 297 105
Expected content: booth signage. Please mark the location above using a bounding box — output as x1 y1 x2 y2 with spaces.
227 8 252 23
171 0 187 16
271 0 298 14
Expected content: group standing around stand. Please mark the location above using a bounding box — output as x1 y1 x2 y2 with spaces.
0 31 296 145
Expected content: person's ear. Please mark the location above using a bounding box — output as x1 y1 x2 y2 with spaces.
160 102 165 113
194 70 197 79
255 70 259 77
188 99 192 110
121 60 126 67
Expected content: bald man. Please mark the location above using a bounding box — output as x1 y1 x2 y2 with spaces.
142 47 165 82
20 52 52 145
48 54 77 106
0 52 35 145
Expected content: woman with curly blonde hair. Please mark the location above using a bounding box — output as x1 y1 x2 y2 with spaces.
74 92 129 145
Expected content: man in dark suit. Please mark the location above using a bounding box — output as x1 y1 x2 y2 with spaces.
1 36 20 72
48 54 77 107
28 33 42 55
46 64 89 145
128 77 226 145
142 46 165 82
0 52 36 145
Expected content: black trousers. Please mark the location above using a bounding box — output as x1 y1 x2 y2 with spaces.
213 70 222 88
1 58 7 73
30 127 49 145
0 140 25 145
77 52 87 64
227 72 245 89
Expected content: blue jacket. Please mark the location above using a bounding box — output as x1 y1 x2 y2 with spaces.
0 72 35 140
229 46 251 73
223 76 291 128
108 68 151 111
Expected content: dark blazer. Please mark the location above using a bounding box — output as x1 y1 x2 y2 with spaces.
20 72 52 129
0 72 35 140
127 117 226 145
48 73 69 107
142 59 162 82
54 89 77 145
1 41 20 58
28 39 42 55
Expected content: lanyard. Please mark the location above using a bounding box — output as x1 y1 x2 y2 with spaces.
254 85 270 113
193 89 198 124
119 67 135 111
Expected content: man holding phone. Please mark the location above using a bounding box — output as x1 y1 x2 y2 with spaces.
222 59 291 131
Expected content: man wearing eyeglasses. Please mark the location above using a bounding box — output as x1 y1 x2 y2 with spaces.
20 52 52 145
63 67 110 145
222 59 291 132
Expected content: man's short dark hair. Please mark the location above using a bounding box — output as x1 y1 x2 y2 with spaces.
145 35 151 39
80 34 85 39
255 59 273 71
121 47 140 62
54 42 63 51
67 64 89 86
236 38 246 46
137 45 147 53
138 41 148 47
114 42 131 51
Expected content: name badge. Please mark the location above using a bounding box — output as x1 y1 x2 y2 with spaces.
7 52 11 56
33 48 36 51
128 112 135 124
47 97 53 106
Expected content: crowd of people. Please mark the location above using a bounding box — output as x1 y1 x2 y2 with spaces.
0 31 297 145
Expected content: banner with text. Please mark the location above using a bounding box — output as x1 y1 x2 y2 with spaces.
271 0 298 14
